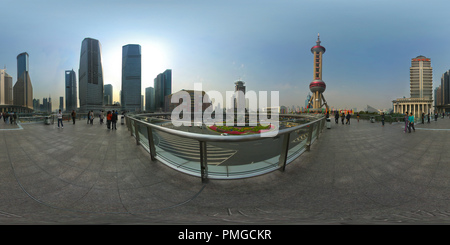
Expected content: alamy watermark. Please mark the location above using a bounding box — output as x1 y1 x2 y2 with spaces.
171 83 279 137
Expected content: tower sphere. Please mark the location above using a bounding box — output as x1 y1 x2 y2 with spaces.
311 45 326 54
309 80 326 93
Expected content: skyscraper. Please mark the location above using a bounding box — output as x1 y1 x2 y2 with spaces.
410 55 433 99
65 69 77 112
13 52 33 109
0 69 13 105
104 84 113 105
145 87 155 112
121 44 142 112
78 38 104 112
154 69 172 112
392 55 433 115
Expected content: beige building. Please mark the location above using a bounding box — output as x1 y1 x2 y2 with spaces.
393 56 433 116
0 69 13 105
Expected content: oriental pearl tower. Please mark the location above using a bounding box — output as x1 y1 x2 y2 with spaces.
307 33 329 112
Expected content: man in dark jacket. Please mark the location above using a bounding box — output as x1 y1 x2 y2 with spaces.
112 110 118 130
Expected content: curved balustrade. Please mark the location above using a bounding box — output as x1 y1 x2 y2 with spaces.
125 113 326 182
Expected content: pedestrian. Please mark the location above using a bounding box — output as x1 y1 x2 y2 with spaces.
57 109 64 128
334 111 339 124
112 110 118 130
106 111 112 129
341 112 345 125
404 111 409 133
345 113 351 125
87 112 90 124
381 112 385 126
89 110 94 125
408 112 415 133
357 113 360 122
435 112 438 121
71 110 76 124
13 112 17 125
421 113 424 124
100 110 104 124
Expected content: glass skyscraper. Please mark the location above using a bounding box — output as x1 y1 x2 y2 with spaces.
104 84 113 105
154 69 172 112
65 69 77 112
13 52 33 109
121 44 141 112
78 38 104 112
145 87 155 112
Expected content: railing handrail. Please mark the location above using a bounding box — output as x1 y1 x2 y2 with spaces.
126 113 325 142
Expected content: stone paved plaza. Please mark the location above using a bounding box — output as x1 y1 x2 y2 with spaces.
1 116 450 224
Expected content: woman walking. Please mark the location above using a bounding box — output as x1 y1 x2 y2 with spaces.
408 112 415 133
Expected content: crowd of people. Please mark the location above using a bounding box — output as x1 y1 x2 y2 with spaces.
57 110 123 130
1 111 17 125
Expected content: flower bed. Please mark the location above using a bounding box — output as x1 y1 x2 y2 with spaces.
208 124 273 135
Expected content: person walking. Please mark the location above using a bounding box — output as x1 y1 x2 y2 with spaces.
57 109 64 128
89 110 94 125
421 113 424 124
408 112 415 133
111 110 118 130
357 113 360 122
404 111 409 133
345 113 351 125
106 111 112 129
100 110 104 124
71 110 76 124
341 112 345 125
381 112 385 126
334 111 339 124
427 113 430 123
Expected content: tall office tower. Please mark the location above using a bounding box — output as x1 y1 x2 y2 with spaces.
145 87 155 112
307 34 329 111
13 52 33 109
78 38 104 112
104 84 113 105
0 69 13 105
234 80 246 109
121 44 142 112
154 69 172 112
65 69 77 112
59 96 64 111
441 70 450 105
410 55 433 99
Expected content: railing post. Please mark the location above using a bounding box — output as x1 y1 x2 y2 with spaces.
278 133 290 171
134 121 140 145
199 141 208 183
315 120 321 139
147 126 156 161
306 123 314 151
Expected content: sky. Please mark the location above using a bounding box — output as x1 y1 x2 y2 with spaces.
2 0 450 111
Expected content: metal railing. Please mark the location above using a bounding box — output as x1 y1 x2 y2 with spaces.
125 113 327 182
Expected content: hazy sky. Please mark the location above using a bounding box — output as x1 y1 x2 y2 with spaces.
2 0 450 111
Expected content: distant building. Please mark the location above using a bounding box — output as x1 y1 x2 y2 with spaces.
65 69 77 112
392 55 433 115
435 70 450 113
104 84 113 105
59 96 64 111
234 80 246 110
13 52 33 110
0 69 13 105
145 87 155 112
121 44 141 112
154 69 172 112
78 38 104 112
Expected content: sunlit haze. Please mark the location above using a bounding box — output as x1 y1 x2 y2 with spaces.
2 0 450 111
